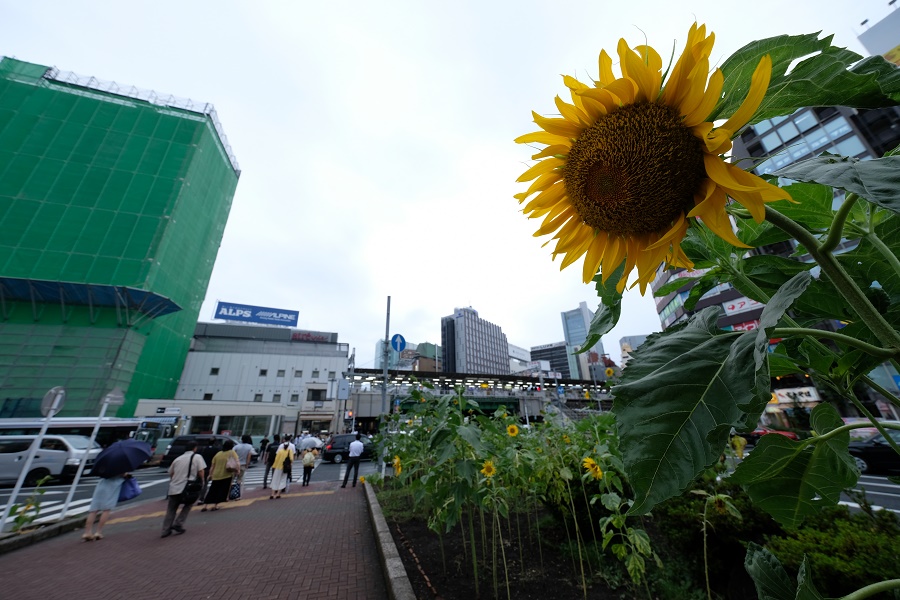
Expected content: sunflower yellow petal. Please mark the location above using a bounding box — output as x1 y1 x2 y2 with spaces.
720 55 771 134
532 144 569 160
515 131 571 146
618 39 659 101
533 205 575 235
522 182 566 213
555 95 592 127
582 232 607 283
645 213 687 250
517 157 564 183
533 112 584 138
598 49 616 86
683 69 724 126
523 171 561 197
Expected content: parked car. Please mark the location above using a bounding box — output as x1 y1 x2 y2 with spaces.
849 428 900 474
159 434 237 468
0 435 101 486
738 427 800 445
323 434 374 463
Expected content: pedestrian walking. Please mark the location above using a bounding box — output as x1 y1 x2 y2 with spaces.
340 433 364 488
202 439 240 511
263 435 280 489
301 448 317 486
82 473 128 541
161 441 206 538
231 434 255 500
269 440 294 499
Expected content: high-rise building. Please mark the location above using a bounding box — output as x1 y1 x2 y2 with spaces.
0 58 239 417
440 307 510 375
858 9 900 66
530 342 570 379
561 301 606 380
619 335 648 367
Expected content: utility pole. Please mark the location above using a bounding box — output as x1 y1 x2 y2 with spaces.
381 296 391 428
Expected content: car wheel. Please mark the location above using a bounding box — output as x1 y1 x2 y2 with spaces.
25 468 51 487
333 454 343 464
853 456 869 474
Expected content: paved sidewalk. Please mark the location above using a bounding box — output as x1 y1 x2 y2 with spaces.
1 479 387 600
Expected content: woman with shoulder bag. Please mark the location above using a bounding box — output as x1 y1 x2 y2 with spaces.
202 439 240 511
269 441 294 499
161 441 206 538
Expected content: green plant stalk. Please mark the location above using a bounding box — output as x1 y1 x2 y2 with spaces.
860 374 900 413
797 421 900 447
840 579 900 600
765 206 900 350
496 510 511 600
865 231 900 282
515 508 524 577
771 328 899 358
819 193 858 253
534 504 544 573
565 479 588 598
844 389 900 460
468 507 479 597
492 506 498 600
702 499 712 600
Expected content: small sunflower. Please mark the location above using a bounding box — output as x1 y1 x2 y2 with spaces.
563 434 572 445
582 457 604 480
605 367 615 378
481 459 496 478
515 23 791 293
507 424 519 437
393 455 402 475
359 476 366 484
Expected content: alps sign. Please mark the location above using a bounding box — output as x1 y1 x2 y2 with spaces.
215 301 299 327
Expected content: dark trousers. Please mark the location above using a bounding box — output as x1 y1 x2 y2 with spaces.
263 463 273 488
303 465 313 485
341 456 361 487
162 495 192 533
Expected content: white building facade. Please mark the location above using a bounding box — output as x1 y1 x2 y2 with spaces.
136 323 349 437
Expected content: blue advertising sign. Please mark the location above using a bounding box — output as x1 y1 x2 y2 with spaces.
215 301 299 327
391 334 406 353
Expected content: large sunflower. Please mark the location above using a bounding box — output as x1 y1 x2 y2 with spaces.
515 23 791 293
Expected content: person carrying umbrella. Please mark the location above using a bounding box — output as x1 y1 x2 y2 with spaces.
83 439 151 541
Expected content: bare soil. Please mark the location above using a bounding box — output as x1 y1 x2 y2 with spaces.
388 514 628 600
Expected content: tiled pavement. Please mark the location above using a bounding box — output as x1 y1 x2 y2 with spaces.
1 480 387 600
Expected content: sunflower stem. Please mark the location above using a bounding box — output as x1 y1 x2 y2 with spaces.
844 386 900 461
764 206 900 351
771 328 899 358
819 193 858 253
865 231 900 283
859 375 900 416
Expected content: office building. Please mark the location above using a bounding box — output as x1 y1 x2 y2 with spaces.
858 8 900 66
440 307 510 375
136 322 349 436
561 301 606 380
530 342 571 379
0 58 239 417
619 335 649 366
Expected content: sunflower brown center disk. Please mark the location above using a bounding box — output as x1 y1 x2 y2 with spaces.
564 102 706 236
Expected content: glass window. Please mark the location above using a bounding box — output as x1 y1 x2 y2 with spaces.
824 117 850 139
788 140 811 160
770 115 787 126
806 130 830 151
277 369 285 377
290 394 299 403
259 369 267 376
253 394 262 402
203 393 213 400
754 120 772 134
209 368 219 376
311 370 320 378
328 371 336 379
294 370 303 377
794 111 817 132
834 136 866 157
777 121 799 142
760 132 782 152
272 394 281 403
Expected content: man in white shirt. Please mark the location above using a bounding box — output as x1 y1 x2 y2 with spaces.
340 434 365 488
161 441 207 538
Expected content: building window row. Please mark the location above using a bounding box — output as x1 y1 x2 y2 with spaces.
207 367 335 379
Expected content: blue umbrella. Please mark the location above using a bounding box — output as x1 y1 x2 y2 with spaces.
91 439 152 478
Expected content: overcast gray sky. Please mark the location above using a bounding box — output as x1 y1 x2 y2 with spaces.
1 0 891 366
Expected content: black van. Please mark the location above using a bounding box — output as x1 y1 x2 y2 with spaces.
159 434 236 468
323 434 374 463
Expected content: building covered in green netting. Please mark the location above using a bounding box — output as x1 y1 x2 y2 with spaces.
0 57 240 418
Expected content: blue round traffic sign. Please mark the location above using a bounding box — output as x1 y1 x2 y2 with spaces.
391 334 406 353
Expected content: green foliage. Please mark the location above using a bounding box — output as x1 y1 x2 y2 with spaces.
710 33 900 124
774 154 900 213
729 403 858 527
581 262 625 352
9 475 51 532
763 506 900 598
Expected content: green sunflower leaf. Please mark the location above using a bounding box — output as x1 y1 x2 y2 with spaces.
583 263 625 351
744 543 796 600
765 183 836 232
735 215 792 248
767 352 804 378
837 211 900 303
795 557 827 600
728 403 858 527
614 272 810 515
683 272 720 312
774 155 900 213
653 275 698 297
711 34 899 124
